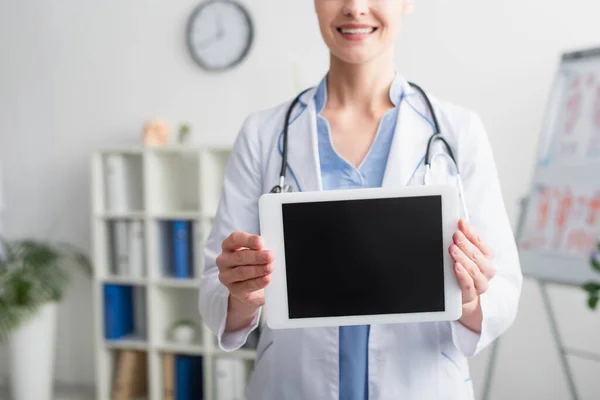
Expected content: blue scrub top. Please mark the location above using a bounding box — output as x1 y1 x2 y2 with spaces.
314 73 403 400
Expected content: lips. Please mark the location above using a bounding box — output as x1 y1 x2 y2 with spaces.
336 24 378 41
338 27 377 34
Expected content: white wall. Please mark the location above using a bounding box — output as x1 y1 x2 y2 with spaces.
0 0 599 398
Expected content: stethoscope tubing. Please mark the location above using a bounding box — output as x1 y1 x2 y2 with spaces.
272 82 470 222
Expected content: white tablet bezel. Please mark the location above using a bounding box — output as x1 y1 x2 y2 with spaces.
258 184 463 329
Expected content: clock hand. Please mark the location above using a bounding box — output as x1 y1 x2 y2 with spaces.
196 32 219 49
216 13 224 39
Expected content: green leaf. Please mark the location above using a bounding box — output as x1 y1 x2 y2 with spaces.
0 297 39 343
0 237 93 344
582 282 600 293
58 242 93 277
582 281 600 310
592 257 600 273
19 241 60 270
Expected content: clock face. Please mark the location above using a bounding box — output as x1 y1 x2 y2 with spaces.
186 0 254 71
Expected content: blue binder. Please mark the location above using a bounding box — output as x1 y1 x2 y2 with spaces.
172 220 192 278
175 355 203 400
103 284 134 340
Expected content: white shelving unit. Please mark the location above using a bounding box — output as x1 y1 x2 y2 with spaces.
91 146 257 400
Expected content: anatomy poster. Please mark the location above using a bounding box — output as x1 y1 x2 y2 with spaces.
589 80 600 158
519 183 600 257
546 69 600 163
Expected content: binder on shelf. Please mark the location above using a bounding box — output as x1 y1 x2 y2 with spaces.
128 220 145 278
175 354 203 400
112 350 148 400
103 152 143 213
163 353 176 400
157 219 197 279
104 154 130 213
172 220 193 279
158 220 174 277
103 284 134 340
133 287 147 339
175 356 192 400
111 221 130 276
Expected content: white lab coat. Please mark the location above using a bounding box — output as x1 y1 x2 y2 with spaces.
199 76 523 400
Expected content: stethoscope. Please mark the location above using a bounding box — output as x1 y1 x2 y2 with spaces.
271 82 470 222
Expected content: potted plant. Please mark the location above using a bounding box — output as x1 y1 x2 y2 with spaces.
178 123 192 145
582 241 600 310
0 238 92 400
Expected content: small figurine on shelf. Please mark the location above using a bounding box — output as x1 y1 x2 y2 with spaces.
143 118 170 146
168 320 198 344
178 123 191 145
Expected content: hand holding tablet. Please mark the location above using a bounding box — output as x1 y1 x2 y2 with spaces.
216 184 497 331
258 184 466 329
215 231 273 332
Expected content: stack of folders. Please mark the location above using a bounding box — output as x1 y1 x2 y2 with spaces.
160 220 195 279
111 220 145 278
112 350 148 400
104 284 146 340
104 153 141 213
162 354 203 400
104 154 145 278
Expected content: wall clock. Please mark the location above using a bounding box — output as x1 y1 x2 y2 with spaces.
186 0 254 71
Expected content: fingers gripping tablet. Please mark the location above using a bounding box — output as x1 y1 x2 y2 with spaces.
258 185 462 329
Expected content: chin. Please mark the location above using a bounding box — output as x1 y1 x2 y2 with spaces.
332 49 385 66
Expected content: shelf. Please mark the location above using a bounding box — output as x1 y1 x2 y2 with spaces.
105 335 149 351
199 149 231 216
154 277 201 288
150 287 204 350
92 146 255 400
145 146 202 155
97 211 146 220
146 151 200 213
149 211 202 220
97 147 145 155
101 275 148 286
156 342 206 356
95 211 213 220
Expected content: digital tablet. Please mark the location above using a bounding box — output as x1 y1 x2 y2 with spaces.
258 184 463 329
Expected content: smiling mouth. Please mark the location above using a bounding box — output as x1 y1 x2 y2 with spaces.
337 27 378 35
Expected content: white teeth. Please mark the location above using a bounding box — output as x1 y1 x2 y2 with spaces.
340 28 375 34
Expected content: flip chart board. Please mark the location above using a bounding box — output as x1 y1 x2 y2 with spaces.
518 47 600 285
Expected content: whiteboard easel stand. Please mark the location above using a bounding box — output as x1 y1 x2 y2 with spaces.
481 197 600 400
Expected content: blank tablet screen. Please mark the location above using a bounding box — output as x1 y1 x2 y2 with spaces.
281 195 445 319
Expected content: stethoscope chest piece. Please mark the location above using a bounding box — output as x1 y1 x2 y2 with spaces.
270 176 293 193
270 184 293 194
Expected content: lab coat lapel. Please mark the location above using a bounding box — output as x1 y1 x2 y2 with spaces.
282 84 434 192
382 92 433 188
283 90 323 192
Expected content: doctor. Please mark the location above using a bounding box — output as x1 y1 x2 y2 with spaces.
200 0 523 399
